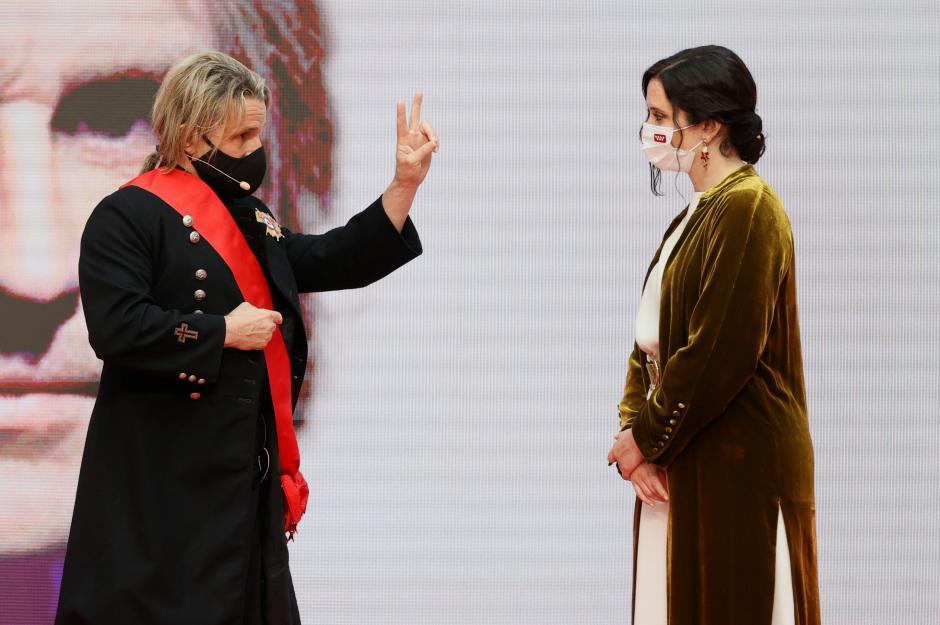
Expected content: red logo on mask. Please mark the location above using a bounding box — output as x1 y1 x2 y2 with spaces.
654 133 667 143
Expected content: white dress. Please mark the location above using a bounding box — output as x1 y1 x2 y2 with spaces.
632 192 795 625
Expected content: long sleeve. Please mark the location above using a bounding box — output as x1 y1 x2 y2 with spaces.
618 347 647 430
618 209 689 432
78 195 226 382
630 186 791 466
277 196 422 293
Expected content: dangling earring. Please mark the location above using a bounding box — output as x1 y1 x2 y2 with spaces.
700 140 710 171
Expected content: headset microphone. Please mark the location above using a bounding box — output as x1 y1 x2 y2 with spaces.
189 155 251 191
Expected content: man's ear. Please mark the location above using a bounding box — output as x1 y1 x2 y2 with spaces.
180 125 197 156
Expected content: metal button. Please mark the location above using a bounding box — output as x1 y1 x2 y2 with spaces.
190 231 201 244
665 427 673 433
178 372 187 380
661 434 669 441
673 410 680 417
197 378 206 385
194 310 204 314
190 392 201 400
188 375 197 383
182 215 194 228
669 419 677 425
195 269 208 280
678 402 687 409
194 289 206 301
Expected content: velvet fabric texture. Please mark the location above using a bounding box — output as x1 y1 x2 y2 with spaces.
618 165 820 625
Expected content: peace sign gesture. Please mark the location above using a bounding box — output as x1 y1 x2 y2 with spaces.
394 92 439 188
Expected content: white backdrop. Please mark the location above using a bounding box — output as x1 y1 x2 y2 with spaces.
288 1 940 624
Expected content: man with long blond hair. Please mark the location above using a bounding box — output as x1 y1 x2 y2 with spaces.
54 51 438 625
0 3 339 622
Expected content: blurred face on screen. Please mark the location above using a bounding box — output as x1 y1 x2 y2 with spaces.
0 0 331 554
0 1 218 553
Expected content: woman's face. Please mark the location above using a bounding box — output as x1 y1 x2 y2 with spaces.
644 77 698 150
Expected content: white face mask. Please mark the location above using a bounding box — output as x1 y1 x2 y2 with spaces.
640 122 703 173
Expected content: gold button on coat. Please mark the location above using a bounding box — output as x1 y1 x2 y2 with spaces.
194 289 206 301
195 269 207 280
189 392 201 400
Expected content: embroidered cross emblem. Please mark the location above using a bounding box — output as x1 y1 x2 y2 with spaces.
174 323 199 344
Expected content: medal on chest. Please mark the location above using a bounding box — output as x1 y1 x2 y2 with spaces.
255 208 284 240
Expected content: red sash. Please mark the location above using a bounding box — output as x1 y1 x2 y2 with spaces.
123 168 308 537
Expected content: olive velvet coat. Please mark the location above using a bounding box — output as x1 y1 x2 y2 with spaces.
618 166 820 625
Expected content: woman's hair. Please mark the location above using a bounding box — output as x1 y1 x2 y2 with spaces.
141 51 269 174
642 45 765 194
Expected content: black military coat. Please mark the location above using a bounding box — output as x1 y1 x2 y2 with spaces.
55 181 421 625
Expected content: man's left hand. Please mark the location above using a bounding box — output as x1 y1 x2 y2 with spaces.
382 92 439 232
394 91 438 188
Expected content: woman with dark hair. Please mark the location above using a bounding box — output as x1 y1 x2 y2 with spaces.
607 45 820 624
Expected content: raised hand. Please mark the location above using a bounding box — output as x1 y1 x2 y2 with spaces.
382 92 439 231
394 91 439 188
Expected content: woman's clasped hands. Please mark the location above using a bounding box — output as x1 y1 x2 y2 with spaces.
607 429 669 507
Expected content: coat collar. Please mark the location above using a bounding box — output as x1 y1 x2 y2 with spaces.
699 164 756 203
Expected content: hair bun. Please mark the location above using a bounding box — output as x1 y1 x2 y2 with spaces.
730 110 765 164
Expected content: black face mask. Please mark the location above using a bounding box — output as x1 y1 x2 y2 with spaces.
190 137 267 199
